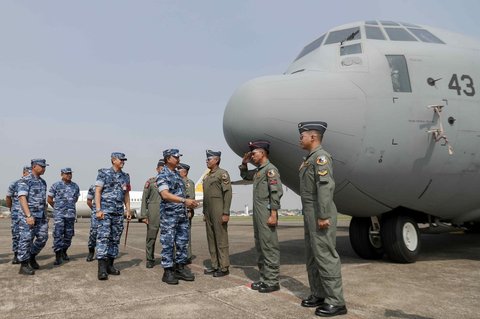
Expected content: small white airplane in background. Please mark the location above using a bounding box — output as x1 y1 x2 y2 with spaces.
224 20 480 263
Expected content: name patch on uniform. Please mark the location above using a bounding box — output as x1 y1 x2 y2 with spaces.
267 169 276 178
318 170 328 176
316 156 328 166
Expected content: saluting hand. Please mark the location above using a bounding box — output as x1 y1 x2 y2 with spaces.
242 152 252 165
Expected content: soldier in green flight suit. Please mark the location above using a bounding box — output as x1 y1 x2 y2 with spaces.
202 150 232 277
178 163 195 264
140 159 164 268
298 121 347 317
239 140 283 293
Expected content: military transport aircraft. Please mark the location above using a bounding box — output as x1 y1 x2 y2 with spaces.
223 20 480 263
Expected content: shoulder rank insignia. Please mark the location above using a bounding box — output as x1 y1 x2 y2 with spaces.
267 169 276 178
221 172 230 184
318 169 328 176
316 155 328 166
186 182 190 188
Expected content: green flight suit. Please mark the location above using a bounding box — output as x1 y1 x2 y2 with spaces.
299 145 345 306
240 160 283 286
203 167 232 271
140 176 162 263
183 177 195 259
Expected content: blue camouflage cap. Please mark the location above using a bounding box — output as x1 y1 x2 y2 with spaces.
178 163 190 171
111 152 127 160
163 149 182 158
31 158 49 167
298 121 328 135
61 167 73 174
206 149 221 158
23 165 31 172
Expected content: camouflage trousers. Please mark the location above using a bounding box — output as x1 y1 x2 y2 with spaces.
10 214 20 253
17 215 48 262
160 210 189 268
52 215 75 252
88 211 98 249
96 213 124 259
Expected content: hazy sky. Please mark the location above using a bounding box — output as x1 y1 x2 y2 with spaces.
1 0 479 210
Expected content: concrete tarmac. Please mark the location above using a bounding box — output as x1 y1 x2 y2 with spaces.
0 217 479 319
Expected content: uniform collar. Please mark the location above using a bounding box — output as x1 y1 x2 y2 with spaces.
306 145 323 160
257 160 270 170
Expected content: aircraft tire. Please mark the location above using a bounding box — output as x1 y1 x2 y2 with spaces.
464 222 480 234
381 214 420 263
349 217 383 259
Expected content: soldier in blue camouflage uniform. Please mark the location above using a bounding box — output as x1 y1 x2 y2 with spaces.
157 149 198 284
85 185 97 262
5 165 31 265
17 159 49 275
47 168 80 266
95 152 132 280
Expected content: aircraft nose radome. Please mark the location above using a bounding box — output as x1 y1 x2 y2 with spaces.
223 73 366 160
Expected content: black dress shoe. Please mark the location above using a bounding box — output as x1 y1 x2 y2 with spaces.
251 281 265 290
146 261 155 268
258 283 280 293
213 269 229 277
315 304 347 317
301 295 325 308
204 268 218 275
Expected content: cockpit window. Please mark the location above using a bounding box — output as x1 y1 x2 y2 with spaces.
408 28 445 44
325 27 361 45
386 55 412 92
340 43 362 56
365 26 386 40
384 28 417 41
380 21 400 26
400 22 421 28
365 20 378 25
294 34 326 61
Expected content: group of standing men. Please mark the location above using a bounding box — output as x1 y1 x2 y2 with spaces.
6 120 347 317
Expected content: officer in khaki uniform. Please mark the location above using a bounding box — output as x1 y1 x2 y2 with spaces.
140 159 164 268
202 150 232 277
239 140 283 293
178 163 195 263
298 121 347 317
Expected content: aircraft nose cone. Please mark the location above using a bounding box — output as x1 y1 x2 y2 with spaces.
223 72 366 191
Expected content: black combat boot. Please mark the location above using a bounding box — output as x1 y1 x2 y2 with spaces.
175 264 195 281
162 267 179 285
12 253 19 264
62 249 70 261
29 254 40 270
19 260 35 275
53 251 63 266
106 257 120 275
98 259 108 280
86 247 95 262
